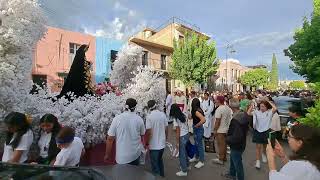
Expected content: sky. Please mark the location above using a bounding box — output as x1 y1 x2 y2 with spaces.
39 0 314 80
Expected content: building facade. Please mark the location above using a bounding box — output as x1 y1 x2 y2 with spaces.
33 27 123 92
129 18 209 93
213 59 250 92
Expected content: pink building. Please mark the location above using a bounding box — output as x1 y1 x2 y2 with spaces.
33 27 96 92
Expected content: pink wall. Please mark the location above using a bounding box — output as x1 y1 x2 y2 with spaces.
33 26 96 92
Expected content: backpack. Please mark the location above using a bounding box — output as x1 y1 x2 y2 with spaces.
209 100 218 116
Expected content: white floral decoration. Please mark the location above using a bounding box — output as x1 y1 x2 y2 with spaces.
0 0 165 146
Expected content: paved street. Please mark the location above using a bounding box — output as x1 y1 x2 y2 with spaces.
150 124 288 180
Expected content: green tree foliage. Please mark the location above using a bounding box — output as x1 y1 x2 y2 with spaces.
289 80 306 90
299 99 320 128
239 68 270 88
315 0 320 16
269 53 279 90
285 0 320 82
170 33 218 86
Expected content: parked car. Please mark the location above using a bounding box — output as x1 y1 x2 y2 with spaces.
273 96 314 139
0 162 156 180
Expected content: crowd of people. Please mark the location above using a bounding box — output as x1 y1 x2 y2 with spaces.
1 89 320 180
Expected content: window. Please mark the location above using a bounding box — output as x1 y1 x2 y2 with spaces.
224 69 227 77
235 69 238 79
161 55 167 70
69 43 81 65
166 79 171 93
69 43 81 54
31 75 47 93
110 50 118 70
32 74 47 87
142 51 148 66
232 69 234 78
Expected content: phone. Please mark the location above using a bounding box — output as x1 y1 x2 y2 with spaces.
269 131 277 148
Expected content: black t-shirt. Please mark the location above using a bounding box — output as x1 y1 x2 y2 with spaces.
192 108 204 125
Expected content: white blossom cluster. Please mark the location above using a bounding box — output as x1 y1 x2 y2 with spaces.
0 0 166 146
0 0 46 116
110 44 143 89
123 66 166 114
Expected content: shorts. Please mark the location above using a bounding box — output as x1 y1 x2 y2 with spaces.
252 129 270 144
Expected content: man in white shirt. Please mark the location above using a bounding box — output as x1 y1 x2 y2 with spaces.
105 98 146 165
174 90 187 113
201 92 214 138
145 100 168 177
165 91 173 122
212 96 233 165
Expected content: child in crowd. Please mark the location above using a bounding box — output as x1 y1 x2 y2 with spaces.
2 112 34 163
54 126 85 166
36 114 61 165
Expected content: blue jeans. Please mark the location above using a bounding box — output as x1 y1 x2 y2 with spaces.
193 126 205 162
229 149 244 180
149 149 165 177
179 134 190 172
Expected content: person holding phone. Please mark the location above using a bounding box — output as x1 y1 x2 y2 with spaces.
266 124 320 180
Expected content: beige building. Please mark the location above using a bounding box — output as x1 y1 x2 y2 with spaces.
213 59 250 92
129 18 209 93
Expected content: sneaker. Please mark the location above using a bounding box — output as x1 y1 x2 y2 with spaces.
221 173 236 180
211 158 224 165
262 153 267 163
189 157 198 163
194 161 205 169
176 171 188 176
255 160 261 169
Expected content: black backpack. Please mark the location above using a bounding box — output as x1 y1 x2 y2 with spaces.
208 100 218 116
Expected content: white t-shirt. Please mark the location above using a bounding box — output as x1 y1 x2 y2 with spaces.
54 137 84 166
271 113 281 132
173 118 189 137
215 105 233 133
146 110 168 150
108 111 146 164
2 129 34 163
269 160 320 180
38 132 52 158
165 94 173 116
253 109 273 132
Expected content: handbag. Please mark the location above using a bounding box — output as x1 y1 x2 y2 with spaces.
204 137 216 153
186 140 198 158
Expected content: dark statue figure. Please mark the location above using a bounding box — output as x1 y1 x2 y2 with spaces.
57 44 94 99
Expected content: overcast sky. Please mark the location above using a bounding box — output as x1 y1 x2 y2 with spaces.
40 0 314 79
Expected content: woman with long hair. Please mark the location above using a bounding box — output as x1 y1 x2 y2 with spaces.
247 100 277 169
266 124 320 180
170 104 189 176
2 112 34 163
189 98 206 169
36 114 61 165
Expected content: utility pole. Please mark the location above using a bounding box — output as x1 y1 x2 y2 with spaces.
225 43 236 91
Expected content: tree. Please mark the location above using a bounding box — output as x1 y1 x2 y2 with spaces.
285 0 320 82
269 53 279 90
239 68 270 89
289 80 306 90
170 33 218 87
